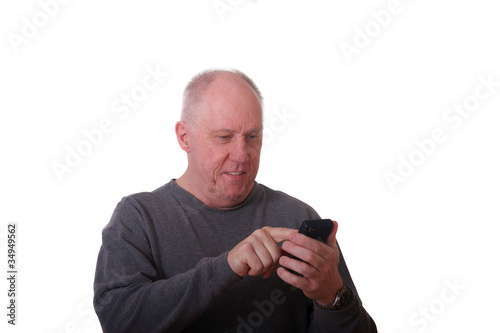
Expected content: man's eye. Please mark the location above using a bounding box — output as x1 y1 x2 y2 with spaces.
218 136 230 140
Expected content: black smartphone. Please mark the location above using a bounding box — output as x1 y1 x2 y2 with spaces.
298 219 333 243
286 219 333 276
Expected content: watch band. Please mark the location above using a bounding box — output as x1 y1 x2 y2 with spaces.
316 282 351 311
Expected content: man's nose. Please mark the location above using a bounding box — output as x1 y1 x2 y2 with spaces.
230 137 250 163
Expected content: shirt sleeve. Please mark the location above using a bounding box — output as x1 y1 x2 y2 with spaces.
93 197 241 333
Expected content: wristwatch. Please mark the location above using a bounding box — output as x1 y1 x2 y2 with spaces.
316 282 351 311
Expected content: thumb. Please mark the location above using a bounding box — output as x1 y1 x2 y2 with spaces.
326 220 339 247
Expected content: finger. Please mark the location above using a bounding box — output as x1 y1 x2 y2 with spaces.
248 228 290 276
266 227 298 243
244 232 275 276
259 228 297 277
259 227 298 275
263 246 293 278
283 238 323 267
259 228 287 263
234 242 261 276
249 244 275 276
276 266 307 290
279 254 317 278
262 261 280 278
326 220 339 248
234 227 299 277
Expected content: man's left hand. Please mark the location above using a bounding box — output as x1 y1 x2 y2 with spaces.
277 220 343 305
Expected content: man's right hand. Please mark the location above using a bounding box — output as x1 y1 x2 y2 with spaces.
227 227 297 278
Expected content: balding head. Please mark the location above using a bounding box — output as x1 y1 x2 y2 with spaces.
181 69 263 129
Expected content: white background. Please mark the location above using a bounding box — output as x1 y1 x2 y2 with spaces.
1 0 499 332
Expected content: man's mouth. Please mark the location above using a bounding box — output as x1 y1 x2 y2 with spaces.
227 172 245 176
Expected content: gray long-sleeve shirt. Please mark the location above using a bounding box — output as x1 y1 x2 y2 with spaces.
93 180 377 332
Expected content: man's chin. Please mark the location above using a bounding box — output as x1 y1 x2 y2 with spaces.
218 184 254 205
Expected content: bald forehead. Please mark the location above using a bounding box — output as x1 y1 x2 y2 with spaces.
204 72 259 102
199 73 262 120
182 70 263 128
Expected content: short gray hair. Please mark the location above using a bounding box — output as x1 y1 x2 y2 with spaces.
180 69 263 128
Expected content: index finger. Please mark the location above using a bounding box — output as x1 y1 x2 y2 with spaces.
265 227 298 243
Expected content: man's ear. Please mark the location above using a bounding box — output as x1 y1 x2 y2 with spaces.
175 121 190 153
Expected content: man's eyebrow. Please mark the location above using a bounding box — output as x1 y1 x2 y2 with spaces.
210 129 235 135
212 129 233 132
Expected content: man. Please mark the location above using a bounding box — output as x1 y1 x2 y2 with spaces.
93 69 377 332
